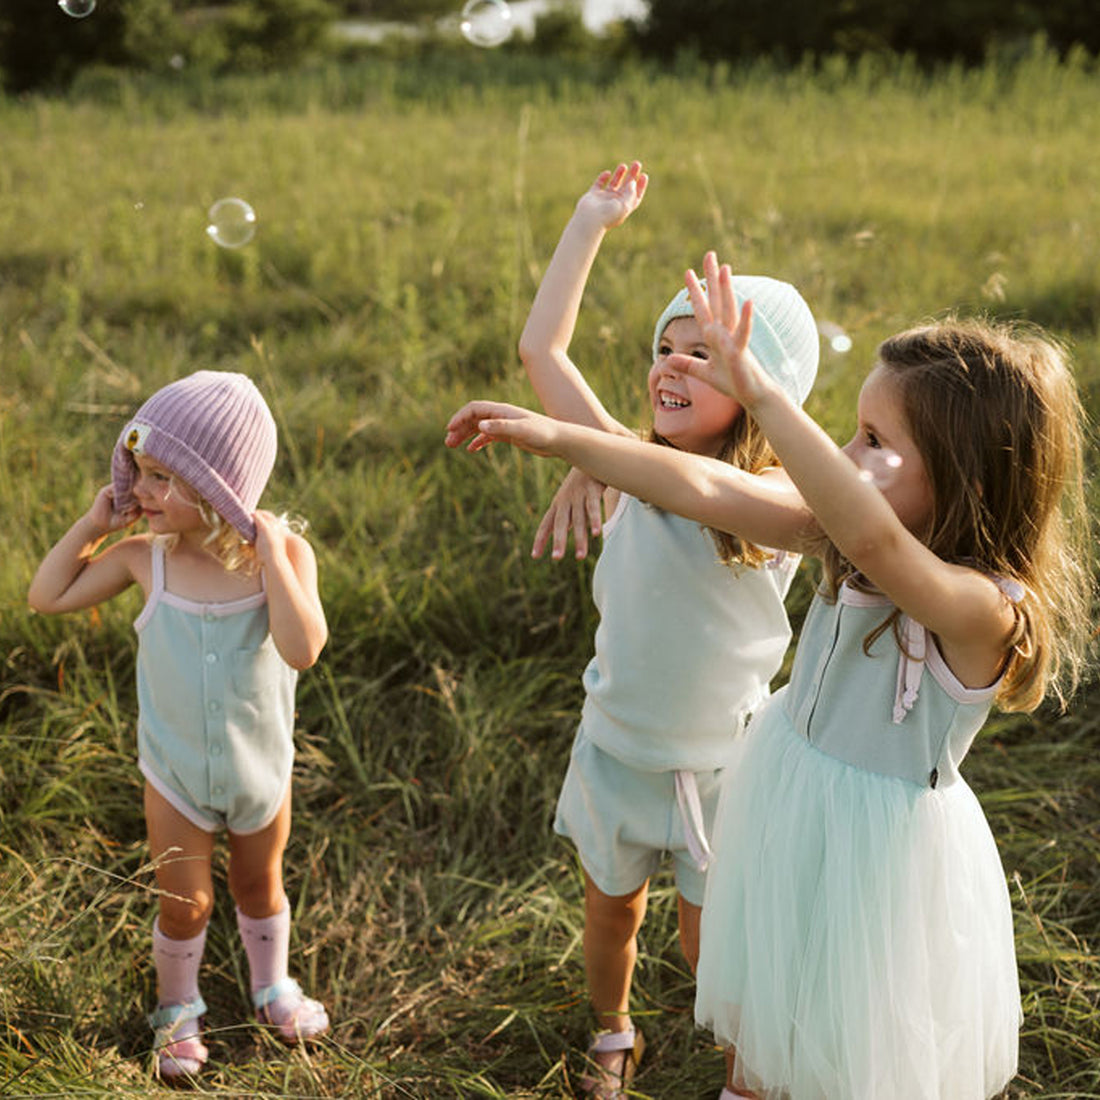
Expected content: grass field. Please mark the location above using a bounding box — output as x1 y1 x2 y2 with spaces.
1 45 1098 1097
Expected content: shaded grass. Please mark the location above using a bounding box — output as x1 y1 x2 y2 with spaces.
1 48 1098 1097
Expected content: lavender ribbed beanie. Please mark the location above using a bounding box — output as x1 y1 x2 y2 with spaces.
111 371 277 543
652 275 820 406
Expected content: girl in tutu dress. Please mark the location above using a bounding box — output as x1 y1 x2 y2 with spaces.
445 250 1093 1099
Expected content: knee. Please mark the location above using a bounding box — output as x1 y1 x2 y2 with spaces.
158 890 214 940
228 863 284 916
586 897 646 946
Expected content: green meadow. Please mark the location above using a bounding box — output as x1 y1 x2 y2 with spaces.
1 47 1098 1097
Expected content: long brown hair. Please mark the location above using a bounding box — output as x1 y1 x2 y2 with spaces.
821 317 1093 712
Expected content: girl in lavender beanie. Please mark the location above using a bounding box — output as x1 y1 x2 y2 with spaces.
29 370 330 1081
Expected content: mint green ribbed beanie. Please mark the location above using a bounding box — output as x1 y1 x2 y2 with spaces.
652 276 819 406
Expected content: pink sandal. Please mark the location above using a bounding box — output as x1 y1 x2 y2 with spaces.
149 997 208 1081
253 977 329 1044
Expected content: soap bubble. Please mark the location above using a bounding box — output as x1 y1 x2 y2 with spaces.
460 0 513 47
857 451 903 490
58 0 95 17
206 198 256 249
817 320 852 354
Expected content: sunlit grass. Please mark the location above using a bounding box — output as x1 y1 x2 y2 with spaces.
1 47 1097 1096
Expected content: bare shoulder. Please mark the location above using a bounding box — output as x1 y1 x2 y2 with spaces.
105 533 154 593
285 529 317 559
283 529 320 580
910 563 1020 689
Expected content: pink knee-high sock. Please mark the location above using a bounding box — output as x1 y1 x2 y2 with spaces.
152 918 206 1007
236 900 290 994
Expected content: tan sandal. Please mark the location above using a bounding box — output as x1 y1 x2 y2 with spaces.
579 1026 645 1099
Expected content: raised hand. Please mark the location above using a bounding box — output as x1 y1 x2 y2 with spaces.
574 161 649 231
88 484 139 534
252 509 291 564
666 251 775 409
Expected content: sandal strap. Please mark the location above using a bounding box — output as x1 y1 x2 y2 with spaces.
588 1027 638 1054
159 1034 208 1060
252 976 302 1010
148 996 207 1031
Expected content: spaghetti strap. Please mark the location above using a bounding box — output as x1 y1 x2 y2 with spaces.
150 539 166 598
992 575 1026 603
133 539 166 632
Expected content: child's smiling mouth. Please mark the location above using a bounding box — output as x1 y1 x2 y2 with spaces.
659 391 690 409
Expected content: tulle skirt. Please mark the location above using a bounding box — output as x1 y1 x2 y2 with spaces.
695 697 1021 1100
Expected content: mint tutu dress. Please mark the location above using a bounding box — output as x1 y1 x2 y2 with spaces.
695 580 1022 1100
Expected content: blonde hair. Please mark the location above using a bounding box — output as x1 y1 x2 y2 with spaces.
650 410 779 568
162 474 304 574
820 317 1094 712
195 496 259 573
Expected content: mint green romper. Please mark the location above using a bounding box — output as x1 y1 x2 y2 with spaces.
135 540 297 835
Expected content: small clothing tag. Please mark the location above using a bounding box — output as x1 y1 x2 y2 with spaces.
124 421 153 454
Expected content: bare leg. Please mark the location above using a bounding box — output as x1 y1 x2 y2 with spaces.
725 1046 762 1098
226 789 292 918
227 791 328 1043
144 784 215 939
578 872 649 1096
144 784 215 1078
583 871 648 1031
677 894 701 973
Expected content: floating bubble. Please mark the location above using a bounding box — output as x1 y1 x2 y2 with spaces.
58 0 95 17
857 451 903 490
206 198 256 249
460 0 513 47
817 320 852 354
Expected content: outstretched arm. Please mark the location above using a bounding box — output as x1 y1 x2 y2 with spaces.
27 485 142 613
445 401 816 553
671 253 1016 671
518 161 647 433
253 511 327 671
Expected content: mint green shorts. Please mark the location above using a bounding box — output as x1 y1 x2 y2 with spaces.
553 726 723 907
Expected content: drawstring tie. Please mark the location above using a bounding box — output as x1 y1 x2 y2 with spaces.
892 616 926 724
675 770 713 872
892 577 1025 726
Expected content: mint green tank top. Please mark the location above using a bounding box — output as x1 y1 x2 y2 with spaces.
580 494 796 772
134 540 297 834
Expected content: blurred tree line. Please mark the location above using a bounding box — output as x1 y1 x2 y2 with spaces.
0 0 336 91
2 0 1097 93
636 0 1100 64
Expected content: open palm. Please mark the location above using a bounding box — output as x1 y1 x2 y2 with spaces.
576 160 648 229
665 251 773 408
